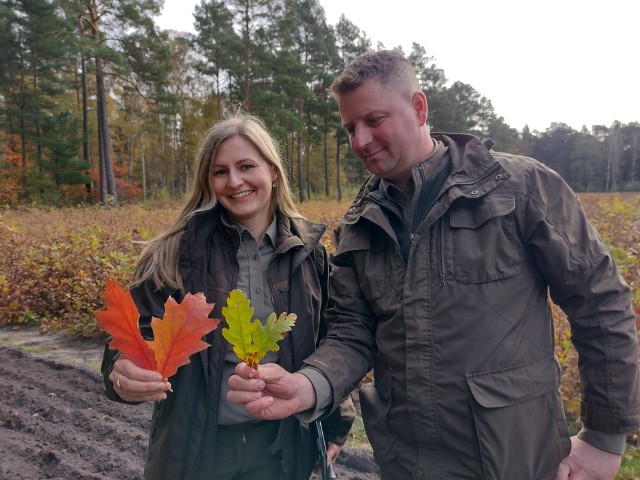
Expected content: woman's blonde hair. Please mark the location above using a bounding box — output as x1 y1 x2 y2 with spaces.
133 113 302 292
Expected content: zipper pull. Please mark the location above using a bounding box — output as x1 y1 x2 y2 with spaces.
242 433 247 445
440 273 446 287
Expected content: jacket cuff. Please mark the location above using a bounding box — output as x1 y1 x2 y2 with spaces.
295 366 333 422
577 427 626 455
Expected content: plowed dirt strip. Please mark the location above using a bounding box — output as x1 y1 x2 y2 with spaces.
0 346 380 480
0 347 150 480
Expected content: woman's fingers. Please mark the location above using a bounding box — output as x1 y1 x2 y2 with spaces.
111 358 169 402
116 358 163 382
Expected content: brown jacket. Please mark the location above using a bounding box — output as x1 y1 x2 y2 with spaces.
306 134 639 479
102 206 355 480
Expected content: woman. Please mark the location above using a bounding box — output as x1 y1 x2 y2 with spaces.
101 113 354 480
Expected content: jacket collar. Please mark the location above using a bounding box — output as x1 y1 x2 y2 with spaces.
180 205 327 281
341 133 510 228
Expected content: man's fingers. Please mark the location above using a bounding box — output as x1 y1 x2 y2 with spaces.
228 372 265 392
226 374 267 406
234 362 256 379
553 465 569 480
243 397 275 418
225 388 274 416
326 443 341 464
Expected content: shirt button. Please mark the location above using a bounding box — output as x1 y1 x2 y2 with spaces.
255 288 261 294
415 469 423 479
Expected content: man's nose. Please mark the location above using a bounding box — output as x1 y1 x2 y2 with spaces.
352 127 372 151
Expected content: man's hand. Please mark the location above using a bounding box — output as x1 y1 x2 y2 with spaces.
554 436 622 480
326 442 341 464
227 362 317 419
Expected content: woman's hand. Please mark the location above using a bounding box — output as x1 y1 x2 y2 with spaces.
110 358 170 402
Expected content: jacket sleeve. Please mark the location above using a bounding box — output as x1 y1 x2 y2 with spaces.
305 222 378 411
313 241 356 445
521 161 640 434
101 277 175 403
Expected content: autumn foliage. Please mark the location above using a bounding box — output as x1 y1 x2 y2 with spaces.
0 195 638 417
96 279 219 383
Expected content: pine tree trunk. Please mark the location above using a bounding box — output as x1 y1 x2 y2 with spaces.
297 131 305 202
336 137 342 202
87 0 117 206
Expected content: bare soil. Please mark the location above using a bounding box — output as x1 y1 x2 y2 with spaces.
0 327 380 480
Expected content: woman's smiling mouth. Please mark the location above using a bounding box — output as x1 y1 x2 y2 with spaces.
230 190 254 199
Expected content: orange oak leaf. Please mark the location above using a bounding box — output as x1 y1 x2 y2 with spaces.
96 279 156 371
148 292 220 381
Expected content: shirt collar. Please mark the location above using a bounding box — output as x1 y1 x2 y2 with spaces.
221 211 278 247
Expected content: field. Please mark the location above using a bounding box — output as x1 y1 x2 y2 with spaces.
0 193 639 477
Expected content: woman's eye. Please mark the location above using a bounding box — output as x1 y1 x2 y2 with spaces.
214 170 226 176
241 164 253 171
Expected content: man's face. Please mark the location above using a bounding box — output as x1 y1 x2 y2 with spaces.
338 79 428 188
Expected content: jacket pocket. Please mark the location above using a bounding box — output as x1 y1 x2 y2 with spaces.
449 194 524 284
466 355 571 479
359 376 396 462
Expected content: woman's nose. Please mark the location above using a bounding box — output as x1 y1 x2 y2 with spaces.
227 169 243 187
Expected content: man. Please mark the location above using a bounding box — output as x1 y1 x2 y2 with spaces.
228 50 639 479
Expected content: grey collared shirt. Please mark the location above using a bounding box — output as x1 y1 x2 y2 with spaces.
217 214 280 425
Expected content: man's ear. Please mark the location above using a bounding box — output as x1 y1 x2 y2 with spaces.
413 91 428 125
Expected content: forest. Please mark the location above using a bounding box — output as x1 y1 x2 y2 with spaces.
1 0 639 206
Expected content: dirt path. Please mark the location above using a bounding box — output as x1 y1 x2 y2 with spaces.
0 327 380 480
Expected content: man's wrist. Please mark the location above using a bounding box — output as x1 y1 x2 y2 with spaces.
577 427 627 455
293 371 317 413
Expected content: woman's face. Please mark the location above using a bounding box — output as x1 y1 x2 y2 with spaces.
212 135 277 234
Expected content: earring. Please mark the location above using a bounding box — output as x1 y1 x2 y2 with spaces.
272 181 277 189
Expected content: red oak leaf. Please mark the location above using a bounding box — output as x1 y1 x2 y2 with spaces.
96 279 156 371
148 292 220 381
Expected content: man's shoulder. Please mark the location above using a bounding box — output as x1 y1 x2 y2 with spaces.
490 151 563 183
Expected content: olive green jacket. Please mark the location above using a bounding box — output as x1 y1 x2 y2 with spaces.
305 134 639 479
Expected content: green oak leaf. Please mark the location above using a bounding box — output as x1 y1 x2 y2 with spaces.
221 289 296 368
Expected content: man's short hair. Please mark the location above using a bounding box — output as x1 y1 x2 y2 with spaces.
331 49 419 99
